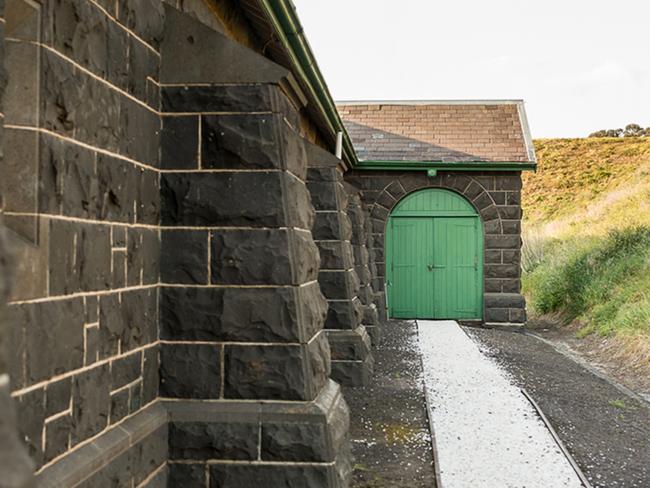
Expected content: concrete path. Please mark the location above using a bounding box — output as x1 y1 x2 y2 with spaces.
418 320 584 488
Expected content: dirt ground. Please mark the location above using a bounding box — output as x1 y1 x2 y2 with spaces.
530 319 650 400
467 327 650 488
343 320 437 488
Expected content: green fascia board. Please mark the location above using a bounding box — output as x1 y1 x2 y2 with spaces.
355 160 537 172
259 1 359 168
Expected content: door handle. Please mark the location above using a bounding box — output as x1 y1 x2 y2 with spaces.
427 264 433 272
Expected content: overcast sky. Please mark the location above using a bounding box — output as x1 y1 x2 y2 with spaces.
292 0 650 139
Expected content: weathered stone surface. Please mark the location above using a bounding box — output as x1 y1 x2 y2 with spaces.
118 97 160 166
160 344 221 399
110 389 129 424
45 377 72 417
327 327 372 362
307 180 345 212
71 364 110 446
47 219 111 295
201 114 306 177
224 345 308 401
316 240 354 270
99 289 157 358
261 422 328 462
44 414 71 463
485 308 509 322
161 115 198 169
169 422 257 460
161 84 293 115
160 284 326 343
209 465 331 488
117 0 165 49
484 293 525 308
142 346 159 406
111 351 142 390
161 172 313 229
318 269 360 300
160 5 289 85
323 299 362 330
362 304 379 326
8 298 84 387
168 463 205 487
330 357 374 387
211 229 319 286
160 230 208 284
312 211 352 241
16 387 45 466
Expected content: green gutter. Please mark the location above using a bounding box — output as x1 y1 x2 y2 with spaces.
259 0 359 167
355 160 537 172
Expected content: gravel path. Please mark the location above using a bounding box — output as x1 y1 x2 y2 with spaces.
467 327 650 488
418 320 583 488
344 320 436 488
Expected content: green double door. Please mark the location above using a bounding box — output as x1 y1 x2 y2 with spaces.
385 189 483 320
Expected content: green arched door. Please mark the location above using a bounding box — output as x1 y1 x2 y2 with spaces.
385 189 483 319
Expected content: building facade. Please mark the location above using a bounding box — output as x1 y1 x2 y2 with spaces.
0 1 534 487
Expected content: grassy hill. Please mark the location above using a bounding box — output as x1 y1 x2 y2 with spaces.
521 138 650 371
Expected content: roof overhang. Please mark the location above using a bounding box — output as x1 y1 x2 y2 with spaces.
355 160 537 172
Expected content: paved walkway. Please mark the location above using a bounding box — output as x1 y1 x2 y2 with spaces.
418 320 584 488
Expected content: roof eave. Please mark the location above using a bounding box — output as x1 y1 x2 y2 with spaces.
354 160 537 172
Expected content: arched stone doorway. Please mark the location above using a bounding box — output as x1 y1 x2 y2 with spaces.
386 188 483 319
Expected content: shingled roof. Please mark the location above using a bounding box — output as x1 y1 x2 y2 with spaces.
337 101 535 164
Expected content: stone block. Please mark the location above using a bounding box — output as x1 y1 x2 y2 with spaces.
316 240 354 270
10 298 84 385
485 308 509 323
169 422 257 460
330 356 374 387
161 115 199 169
307 180 342 211
16 388 45 466
45 377 72 417
142 346 159 406
160 283 326 343
160 5 289 85
160 229 208 284
161 171 313 229
312 211 352 241
96 154 138 223
168 463 205 487
110 389 129 424
210 229 319 286
118 97 160 167
362 305 379 326
71 364 110 446
485 264 520 279
111 351 142 390
99 289 157 359
209 465 331 488
318 269 360 300
201 114 306 177
261 422 328 462
502 220 521 235
485 250 502 264
224 345 309 401
44 414 71 463
485 234 520 250
503 279 522 293
307 166 339 182
510 308 527 323
160 344 221 399
162 83 291 115
498 205 521 220
118 0 165 49
324 299 362 330
484 293 525 309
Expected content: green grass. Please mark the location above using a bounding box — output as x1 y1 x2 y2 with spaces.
523 226 650 337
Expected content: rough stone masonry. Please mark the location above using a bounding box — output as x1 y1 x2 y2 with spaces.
0 1 531 486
